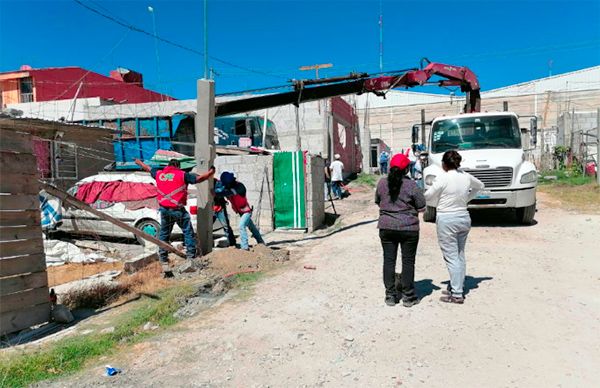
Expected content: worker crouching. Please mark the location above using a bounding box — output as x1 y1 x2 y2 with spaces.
135 158 215 276
217 171 265 250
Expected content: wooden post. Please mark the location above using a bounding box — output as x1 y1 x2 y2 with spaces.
195 80 215 255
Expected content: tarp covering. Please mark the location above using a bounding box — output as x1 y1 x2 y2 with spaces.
75 181 157 204
40 190 62 230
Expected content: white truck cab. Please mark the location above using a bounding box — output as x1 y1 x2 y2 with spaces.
419 111 538 224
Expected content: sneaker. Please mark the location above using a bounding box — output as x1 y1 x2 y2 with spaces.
402 297 420 308
439 295 464 304
385 295 398 306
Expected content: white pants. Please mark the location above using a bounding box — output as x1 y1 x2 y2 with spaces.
436 212 471 297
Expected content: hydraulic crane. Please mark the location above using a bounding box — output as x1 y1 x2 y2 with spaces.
215 58 480 117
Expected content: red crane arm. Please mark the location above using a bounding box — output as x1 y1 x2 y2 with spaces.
364 61 481 112
215 60 481 117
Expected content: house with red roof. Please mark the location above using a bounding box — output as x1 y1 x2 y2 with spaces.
0 65 174 108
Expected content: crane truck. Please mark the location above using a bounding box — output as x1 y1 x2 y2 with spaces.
217 58 539 224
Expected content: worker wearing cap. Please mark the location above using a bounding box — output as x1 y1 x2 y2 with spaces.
135 158 215 274
217 171 265 250
330 154 345 200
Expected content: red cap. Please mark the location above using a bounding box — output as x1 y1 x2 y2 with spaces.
390 153 410 170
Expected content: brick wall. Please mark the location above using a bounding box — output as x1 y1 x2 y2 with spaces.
214 155 275 236
214 153 325 235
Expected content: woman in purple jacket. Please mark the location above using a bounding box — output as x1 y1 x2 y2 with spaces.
375 153 427 307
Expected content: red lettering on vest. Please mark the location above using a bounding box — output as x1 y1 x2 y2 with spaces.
156 166 187 208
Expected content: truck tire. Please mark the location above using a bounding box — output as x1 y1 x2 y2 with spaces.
516 204 536 225
423 206 437 223
135 219 161 246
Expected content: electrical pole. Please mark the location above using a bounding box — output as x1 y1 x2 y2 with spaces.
203 0 209 79
379 0 383 72
299 63 333 151
299 63 333 80
148 6 162 100
195 79 215 255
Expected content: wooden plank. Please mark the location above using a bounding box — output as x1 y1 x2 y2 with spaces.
0 302 50 335
0 271 48 296
0 129 33 154
0 178 40 195
0 238 44 258
0 210 41 227
0 226 42 241
0 195 40 211
43 184 187 258
0 254 46 277
0 286 49 313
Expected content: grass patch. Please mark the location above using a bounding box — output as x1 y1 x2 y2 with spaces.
539 170 595 186
537 170 600 213
353 173 378 188
231 271 263 285
0 284 194 388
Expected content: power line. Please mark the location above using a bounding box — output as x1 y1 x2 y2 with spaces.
72 0 286 80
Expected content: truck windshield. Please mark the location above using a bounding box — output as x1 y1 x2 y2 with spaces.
431 115 521 153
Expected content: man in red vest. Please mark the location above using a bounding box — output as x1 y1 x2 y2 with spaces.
135 158 214 275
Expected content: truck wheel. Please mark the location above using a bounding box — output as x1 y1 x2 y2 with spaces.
423 206 437 223
516 204 536 225
135 219 161 246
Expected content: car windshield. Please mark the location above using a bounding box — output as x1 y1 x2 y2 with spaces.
431 115 521 153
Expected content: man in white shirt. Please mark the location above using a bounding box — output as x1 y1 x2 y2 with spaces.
330 154 345 200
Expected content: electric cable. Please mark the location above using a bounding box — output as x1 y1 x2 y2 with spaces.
72 0 286 80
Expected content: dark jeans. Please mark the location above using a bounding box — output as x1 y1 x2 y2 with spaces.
159 207 196 261
379 229 419 300
380 162 388 175
331 181 343 199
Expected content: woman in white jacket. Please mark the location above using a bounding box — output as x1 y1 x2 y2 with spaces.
424 150 484 304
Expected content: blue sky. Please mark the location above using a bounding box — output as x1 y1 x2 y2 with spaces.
1 0 599 98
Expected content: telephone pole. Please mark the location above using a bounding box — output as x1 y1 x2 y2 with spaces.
299 63 333 80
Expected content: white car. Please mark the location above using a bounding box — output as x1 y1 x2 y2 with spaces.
58 172 219 244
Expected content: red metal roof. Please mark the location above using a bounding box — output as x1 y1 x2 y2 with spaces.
1 67 175 103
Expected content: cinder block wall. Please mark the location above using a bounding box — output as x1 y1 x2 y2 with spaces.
214 154 275 236
305 154 325 232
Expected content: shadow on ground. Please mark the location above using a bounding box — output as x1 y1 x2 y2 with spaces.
469 209 538 227
268 218 377 246
441 275 493 296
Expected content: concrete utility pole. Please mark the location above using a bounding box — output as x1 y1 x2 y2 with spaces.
420 109 426 148
299 63 333 153
195 80 215 255
203 0 209 79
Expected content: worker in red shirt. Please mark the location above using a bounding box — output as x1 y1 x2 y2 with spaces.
135 158 215 275
213 178 236 247
217 171 264 250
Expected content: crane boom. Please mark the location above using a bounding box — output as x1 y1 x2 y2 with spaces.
215 59 480 117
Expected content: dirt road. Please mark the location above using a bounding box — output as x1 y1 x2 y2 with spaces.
47 190 600 387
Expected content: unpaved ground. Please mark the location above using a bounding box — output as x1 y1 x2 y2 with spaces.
44 190 600 387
